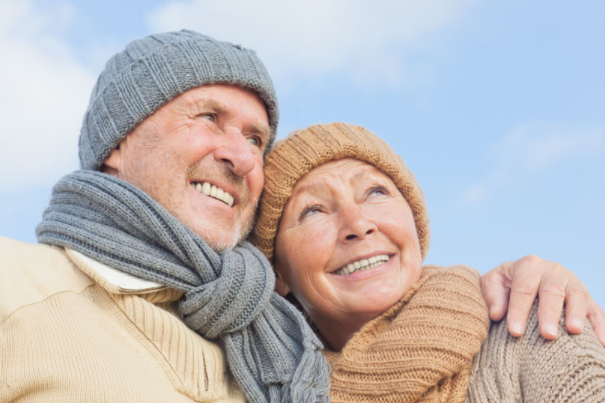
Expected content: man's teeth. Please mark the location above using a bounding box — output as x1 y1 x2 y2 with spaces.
192 182 234 207
335 254 390 275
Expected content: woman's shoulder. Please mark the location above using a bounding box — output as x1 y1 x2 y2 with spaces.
422 264 481 282
467 301 605 402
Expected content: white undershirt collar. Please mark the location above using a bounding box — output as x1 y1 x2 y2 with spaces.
65 248 167 294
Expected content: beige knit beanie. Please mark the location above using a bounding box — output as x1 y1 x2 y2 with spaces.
252 122 430 262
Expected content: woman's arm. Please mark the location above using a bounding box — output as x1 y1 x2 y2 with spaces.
480 255 605 346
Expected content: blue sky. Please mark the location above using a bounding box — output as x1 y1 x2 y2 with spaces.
1 0 604 308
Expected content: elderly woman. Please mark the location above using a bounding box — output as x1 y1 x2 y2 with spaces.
252 123 605 402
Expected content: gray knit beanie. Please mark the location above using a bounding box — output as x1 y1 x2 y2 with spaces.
79 30 279 170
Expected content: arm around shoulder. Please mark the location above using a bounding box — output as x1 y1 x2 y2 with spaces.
467 301 605 402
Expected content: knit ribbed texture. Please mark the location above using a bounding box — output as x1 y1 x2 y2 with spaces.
79 29 279 171
113 292 216 398
323 265 490 403
467 301 605 402
35 171 330 403
0 238 244 402
252 122 430 262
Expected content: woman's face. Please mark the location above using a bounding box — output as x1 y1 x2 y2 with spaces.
274 158 423 348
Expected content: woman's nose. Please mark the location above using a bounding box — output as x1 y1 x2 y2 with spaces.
213 129 256 177
339 206 377 242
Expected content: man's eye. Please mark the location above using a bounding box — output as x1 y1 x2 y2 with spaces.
247 136 263 150
199 113 216 122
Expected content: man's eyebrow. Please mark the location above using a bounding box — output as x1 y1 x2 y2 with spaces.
192 99 228 114
250 123 272 142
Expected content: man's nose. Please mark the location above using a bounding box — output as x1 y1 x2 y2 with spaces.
338 205 377 242
214 128 256 176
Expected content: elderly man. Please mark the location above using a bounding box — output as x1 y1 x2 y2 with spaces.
0 30 603 403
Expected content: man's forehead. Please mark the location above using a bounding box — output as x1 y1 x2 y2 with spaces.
184 85 271 126
182 84 261 103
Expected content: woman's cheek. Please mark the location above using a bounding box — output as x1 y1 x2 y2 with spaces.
299 216 333 246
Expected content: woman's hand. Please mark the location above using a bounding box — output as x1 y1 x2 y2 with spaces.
480 255 605 347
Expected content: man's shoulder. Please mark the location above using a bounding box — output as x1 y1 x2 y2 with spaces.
0 237 94 322
0 236 76 275
1 236 61 260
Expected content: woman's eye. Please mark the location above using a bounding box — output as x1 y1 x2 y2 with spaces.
300 205 323 220
369 186 388 197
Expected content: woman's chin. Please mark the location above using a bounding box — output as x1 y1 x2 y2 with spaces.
333 268 415 317
349 293 404 319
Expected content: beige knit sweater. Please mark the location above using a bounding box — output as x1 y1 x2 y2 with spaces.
0 237 245 402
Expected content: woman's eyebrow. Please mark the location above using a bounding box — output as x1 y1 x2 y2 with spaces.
351 170 369 183
350 166 378 183
291 166 375 199
291 181 330 199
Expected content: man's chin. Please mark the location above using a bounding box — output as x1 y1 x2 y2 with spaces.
194 215 255 253
174 201 258 253
203 236 239 253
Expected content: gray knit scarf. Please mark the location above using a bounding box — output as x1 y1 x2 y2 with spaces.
36 170 330 403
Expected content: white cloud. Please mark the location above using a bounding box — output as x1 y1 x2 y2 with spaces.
0 0 96 190
462 122 605 204
147 0 472 87
0 0 473 190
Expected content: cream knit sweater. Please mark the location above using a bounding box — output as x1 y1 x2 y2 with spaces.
0 237 245 402
467 301 605 402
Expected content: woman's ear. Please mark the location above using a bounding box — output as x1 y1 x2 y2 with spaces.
275 271 291 297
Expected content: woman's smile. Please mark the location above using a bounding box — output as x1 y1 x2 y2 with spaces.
331 253 393 277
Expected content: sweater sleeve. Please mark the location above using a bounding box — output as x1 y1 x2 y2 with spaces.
466 301 605 403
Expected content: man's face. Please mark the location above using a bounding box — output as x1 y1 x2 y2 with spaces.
104 84 271 251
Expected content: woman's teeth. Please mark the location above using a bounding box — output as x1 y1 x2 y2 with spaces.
192 182 234 207
335 254 390 275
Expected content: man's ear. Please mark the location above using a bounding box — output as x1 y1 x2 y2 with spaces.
275 271 291 297
102 146 122 176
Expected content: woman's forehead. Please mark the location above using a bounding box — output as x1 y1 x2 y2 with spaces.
291 159 391 197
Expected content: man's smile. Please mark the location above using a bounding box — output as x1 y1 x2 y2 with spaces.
191 181 235 206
